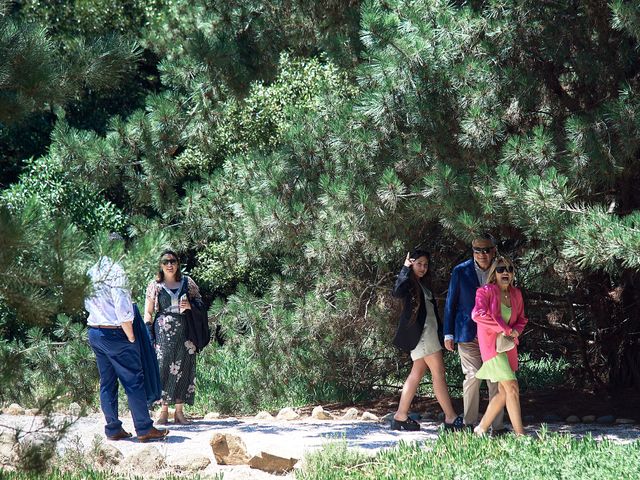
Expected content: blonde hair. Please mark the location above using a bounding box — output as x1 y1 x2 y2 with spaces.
487 256 516 286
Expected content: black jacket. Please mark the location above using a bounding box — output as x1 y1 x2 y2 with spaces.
391 265 443 352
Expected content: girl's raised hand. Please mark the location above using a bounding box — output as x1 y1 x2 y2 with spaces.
404 252 414 268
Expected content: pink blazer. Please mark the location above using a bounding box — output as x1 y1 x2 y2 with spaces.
471 284 528 371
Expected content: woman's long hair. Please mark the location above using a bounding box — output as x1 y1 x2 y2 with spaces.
155 249 183 283
408 249 430 324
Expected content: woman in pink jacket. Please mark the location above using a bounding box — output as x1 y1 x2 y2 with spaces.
471 256 528 435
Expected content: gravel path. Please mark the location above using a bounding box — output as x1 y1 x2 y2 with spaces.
1 413 638 478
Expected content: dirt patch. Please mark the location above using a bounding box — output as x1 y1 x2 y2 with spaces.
308 387 640 422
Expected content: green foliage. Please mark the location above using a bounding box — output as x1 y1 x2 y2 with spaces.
0 3 141 124
1 154 126 236
0 315 97 410
299 435 640 480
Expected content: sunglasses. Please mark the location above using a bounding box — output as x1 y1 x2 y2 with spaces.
472 247 494 254
161 259 178 265
496 265 514 274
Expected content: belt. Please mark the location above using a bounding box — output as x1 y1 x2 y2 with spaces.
89 325 122 330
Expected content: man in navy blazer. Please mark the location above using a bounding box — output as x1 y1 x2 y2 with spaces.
444 234 505 432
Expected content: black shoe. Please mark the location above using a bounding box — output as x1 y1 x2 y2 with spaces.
390 417 421 431
443 415 465 431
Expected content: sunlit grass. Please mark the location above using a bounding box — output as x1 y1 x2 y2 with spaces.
297 429 640 480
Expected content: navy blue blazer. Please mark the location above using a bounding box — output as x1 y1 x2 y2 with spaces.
132 304 162 407
443 259 480 343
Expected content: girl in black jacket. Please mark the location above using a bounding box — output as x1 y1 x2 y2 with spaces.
391 249 463 431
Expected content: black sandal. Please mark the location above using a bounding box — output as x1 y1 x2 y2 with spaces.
443 415 465 431
390 417 421 431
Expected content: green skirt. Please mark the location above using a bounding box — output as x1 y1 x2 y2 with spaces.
476 352 516 382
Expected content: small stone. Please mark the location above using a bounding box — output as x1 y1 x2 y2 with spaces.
255 411 274 421
4 404 24 416
341 408 359 420
542 414 562 423
204 412 221 420
0 432 18 466
311 406 333 420
615 418 635 424
566 415 580 423
210 433 250 465
94 443 123 466
249 452 299 474
361 412 379 421
67 402 82 417
596 415 616 424
121 446 165 472
168 453 211 472
380 413 394 424
582 415 596 423
276 407 300 421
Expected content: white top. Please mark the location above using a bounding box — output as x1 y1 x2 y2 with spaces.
84 256 134 327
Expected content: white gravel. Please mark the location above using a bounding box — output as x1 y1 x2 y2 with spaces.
1 413 638 478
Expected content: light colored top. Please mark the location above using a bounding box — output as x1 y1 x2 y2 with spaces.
410 285 442 361
500 303 512 325
85 256 134 327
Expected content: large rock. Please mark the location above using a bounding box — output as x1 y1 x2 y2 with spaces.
94 443 123 466
249 452 299 474
168 453 211 472
311 406 333 420
380 413 394 424
566 415 580 423
210 433 250 465
582 415 596 423
341 408 359 420
596 415 615 424
4 404 24 416
24 409 39 417
276 407 300 421
361 412 379 421
204 412 221 420
615 418 635 424
255 411 274 421
121 446 165 472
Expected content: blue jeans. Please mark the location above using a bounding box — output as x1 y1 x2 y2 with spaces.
88 327 153 437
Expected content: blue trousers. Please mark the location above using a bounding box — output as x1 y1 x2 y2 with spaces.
88 328 153 437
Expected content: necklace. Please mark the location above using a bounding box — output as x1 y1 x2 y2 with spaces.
502 288 510 302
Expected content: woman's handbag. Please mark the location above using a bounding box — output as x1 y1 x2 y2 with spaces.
496 333 515 353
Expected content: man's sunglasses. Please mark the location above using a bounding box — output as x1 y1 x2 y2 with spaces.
161 259 178 265
496 265 514 274
472 247 494 254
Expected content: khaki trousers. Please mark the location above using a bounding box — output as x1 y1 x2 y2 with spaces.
458 340 504 429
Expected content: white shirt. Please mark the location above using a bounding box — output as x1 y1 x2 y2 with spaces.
474 261 490 286
85 257 134 327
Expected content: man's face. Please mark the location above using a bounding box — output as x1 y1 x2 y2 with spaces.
472 239 496 270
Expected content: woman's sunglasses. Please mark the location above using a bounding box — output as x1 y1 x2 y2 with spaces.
496 265 514 274
161 259 178 265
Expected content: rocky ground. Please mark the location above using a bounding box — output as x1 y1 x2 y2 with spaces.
0 402 639 479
